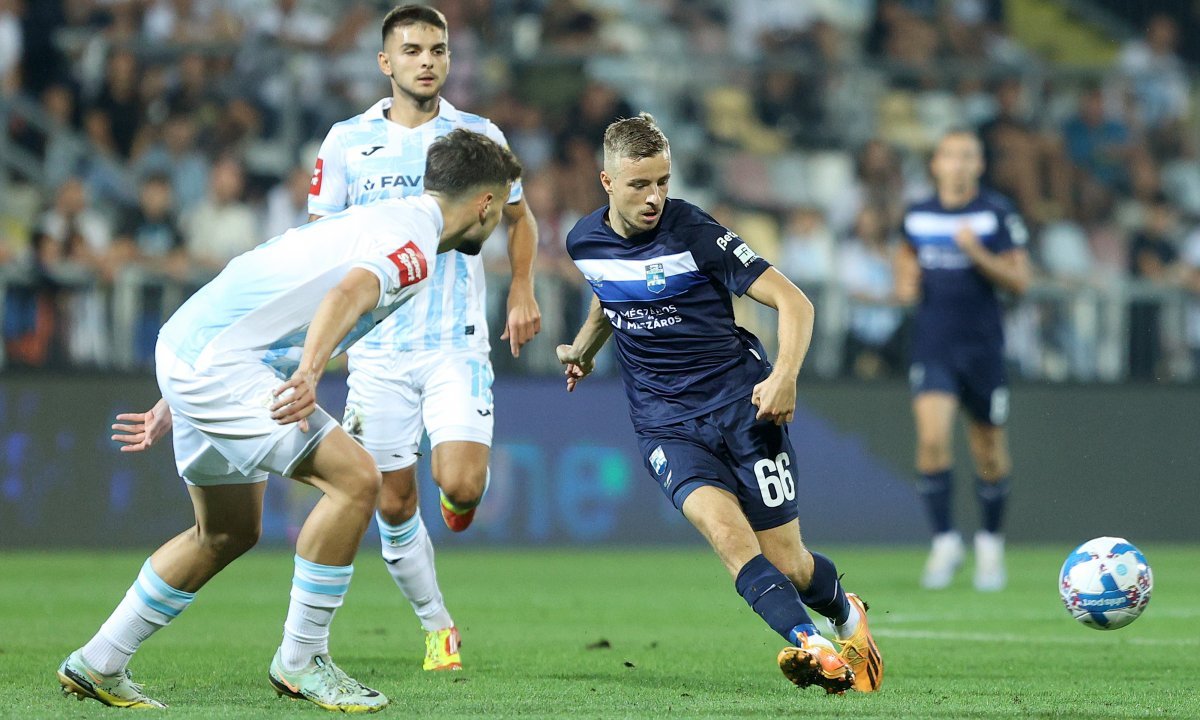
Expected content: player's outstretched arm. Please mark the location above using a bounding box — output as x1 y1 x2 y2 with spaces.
270 267 381 430
111 397 173 453
557 296 612 392
501 198 542 358
745 268 816 425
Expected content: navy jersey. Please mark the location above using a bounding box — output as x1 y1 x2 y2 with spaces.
566 199 772 431
902 189 1027 360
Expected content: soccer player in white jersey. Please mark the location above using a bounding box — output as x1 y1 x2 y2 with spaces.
56 130 521 712
307 5 540 671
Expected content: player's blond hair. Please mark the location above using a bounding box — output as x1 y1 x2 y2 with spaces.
603 113 670 174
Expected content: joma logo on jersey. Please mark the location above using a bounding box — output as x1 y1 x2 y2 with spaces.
645 263 666 293
364 175 423 192
387 242 428 288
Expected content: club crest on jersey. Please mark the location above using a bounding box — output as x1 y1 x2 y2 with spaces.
649 446 668 476
645 263 666 293
387 242 428 288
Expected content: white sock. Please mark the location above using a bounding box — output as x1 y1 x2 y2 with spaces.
280 555 353 671
834 601 862 641
377 512 452 631
81 559 195 676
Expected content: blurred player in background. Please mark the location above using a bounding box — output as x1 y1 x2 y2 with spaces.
894 130 1031 592
59 130 521 711
557 114 882 694
307 5 541 671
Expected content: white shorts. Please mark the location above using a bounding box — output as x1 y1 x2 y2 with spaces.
343 349 494 472
155 343 337 486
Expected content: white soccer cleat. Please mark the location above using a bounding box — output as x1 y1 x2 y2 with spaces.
973 531 1007 592
921 531 965 590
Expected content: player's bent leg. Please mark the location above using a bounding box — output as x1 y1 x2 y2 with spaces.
681 487 853 694
375 465 461 670
273 428 388 712
758 522 882 692
967 421 1011 592
913 392 965 589
59 481 266 708
431 441 490 533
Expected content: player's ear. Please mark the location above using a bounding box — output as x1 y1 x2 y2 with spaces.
477 191 495 221
377 50 391 77
599 170 613 196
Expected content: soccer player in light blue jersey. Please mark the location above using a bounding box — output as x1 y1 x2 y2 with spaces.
57 131 521 712
306 5 541 671
558 115 882 694
894 130 1031 592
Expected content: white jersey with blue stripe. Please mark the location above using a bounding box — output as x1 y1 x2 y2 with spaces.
159 196 443 377
308 97 522 357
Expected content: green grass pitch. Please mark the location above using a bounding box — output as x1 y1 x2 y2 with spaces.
1 545 1197 719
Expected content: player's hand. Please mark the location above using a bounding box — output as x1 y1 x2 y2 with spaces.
954 225 985 259
111 398 173 453
502 283 542 358
556 344 594 393
751 372 796 426
270 371 318 432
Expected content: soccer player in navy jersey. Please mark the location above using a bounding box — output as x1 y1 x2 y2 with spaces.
556 114 882 694
894 130 1031 592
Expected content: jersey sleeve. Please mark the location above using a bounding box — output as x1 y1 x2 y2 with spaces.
352 233 435 309
991 204 1029 254
688 217 771 297
307 128 350 217
484 121 523 205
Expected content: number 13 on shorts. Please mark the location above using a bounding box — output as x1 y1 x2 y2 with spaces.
754 452 794 507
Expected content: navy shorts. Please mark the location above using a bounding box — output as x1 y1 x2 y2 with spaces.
636 397 800 531
910 350 1009 426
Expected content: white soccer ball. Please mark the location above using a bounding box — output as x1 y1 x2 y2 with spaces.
1059 537 1152 630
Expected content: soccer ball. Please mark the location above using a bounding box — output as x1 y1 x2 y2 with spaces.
1059 537 1152 630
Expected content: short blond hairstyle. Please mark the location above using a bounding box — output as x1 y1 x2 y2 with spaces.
603 112 669 173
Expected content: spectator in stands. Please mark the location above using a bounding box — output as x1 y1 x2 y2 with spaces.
134 114 210 214
829 139 907 235
34 177 116 366
93 49 143 159
183 156 258 272
1127 194 1179 380
1119 13 1190 133
0 0 20 96
558 81 634 158
1063 84 1132 190
778 206 836 292
754 68 824 147
977 76 1071 223
166 53 222 135
262 165 313 239
839 206 904 378
113 174 188 363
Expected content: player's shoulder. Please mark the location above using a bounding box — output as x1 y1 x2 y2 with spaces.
660 198 717 229
977 188 1019 216
327 99 389 134
565 206 609 253
439 99 505 138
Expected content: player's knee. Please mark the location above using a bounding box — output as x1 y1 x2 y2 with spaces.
340 462 383 515
440 466 487 509
377 483 418 524
917 439 951 470
976 455 1010 481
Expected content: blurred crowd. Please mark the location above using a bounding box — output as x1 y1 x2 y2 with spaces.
1 0 1199 381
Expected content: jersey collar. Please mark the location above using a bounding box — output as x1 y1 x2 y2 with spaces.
363 96 462 128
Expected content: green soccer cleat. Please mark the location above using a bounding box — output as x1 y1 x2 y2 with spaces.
57 650 166 709
268 650 389 713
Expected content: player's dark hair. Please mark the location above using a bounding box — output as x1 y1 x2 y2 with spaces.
424 129 523 198
603 112 669 171
381 4 447 45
